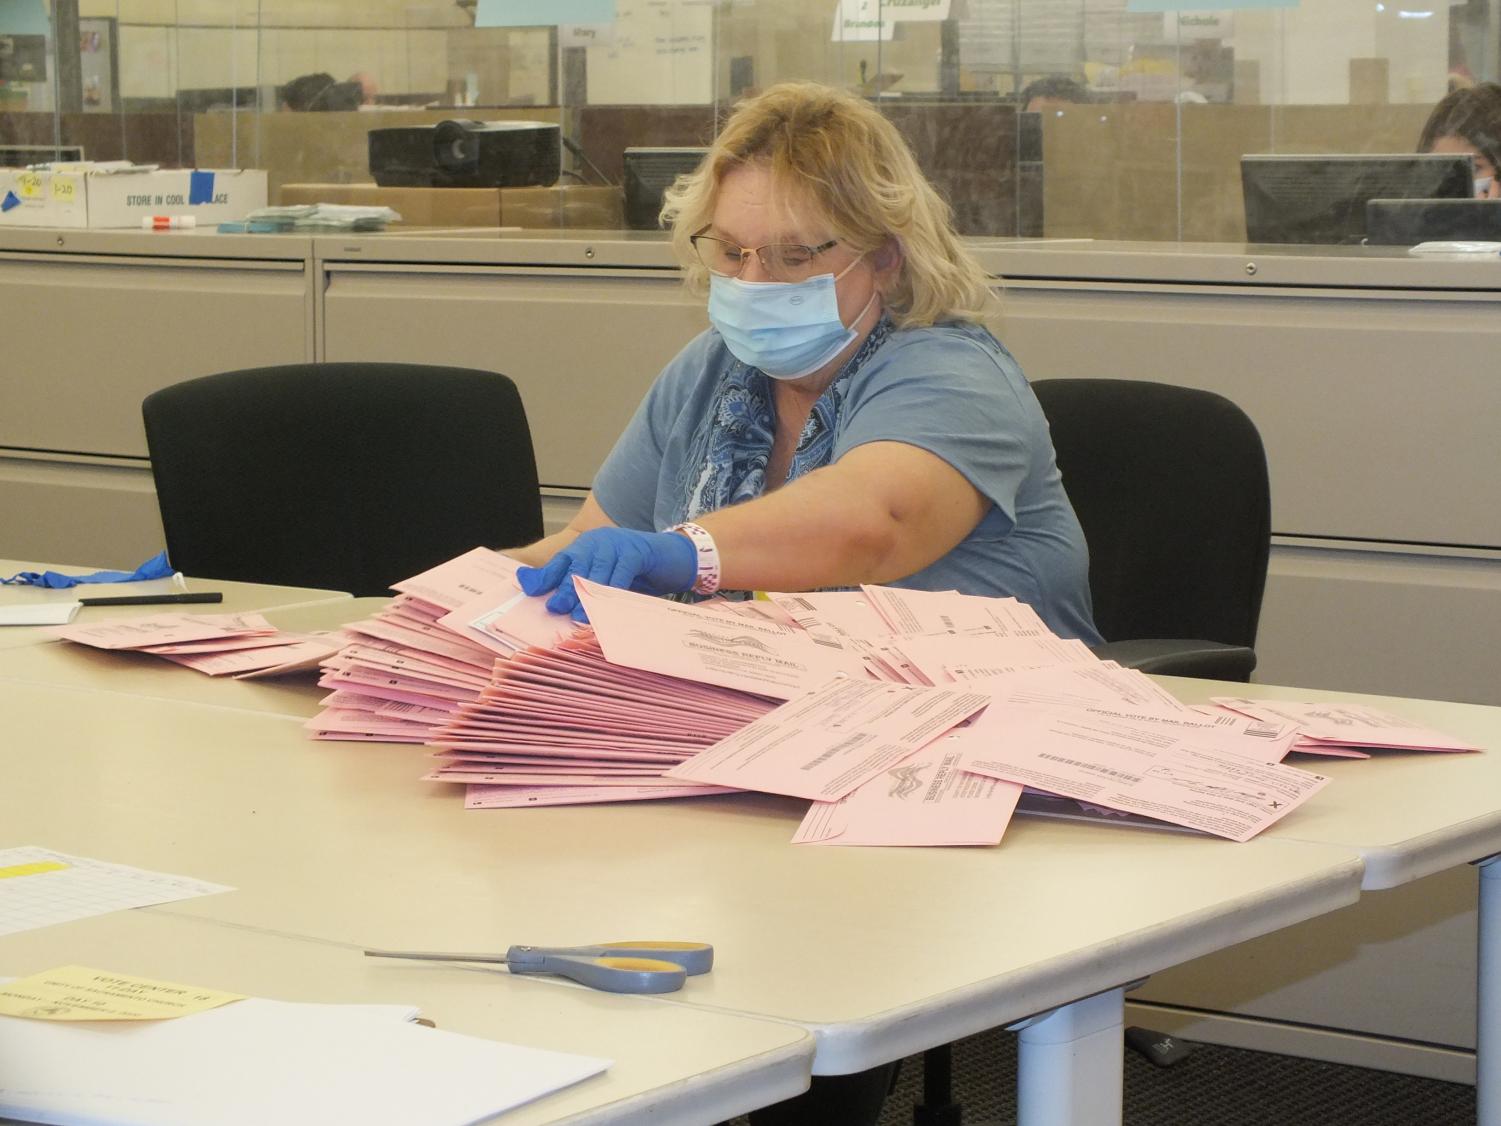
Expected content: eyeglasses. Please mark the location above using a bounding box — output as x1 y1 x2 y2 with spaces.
689 233 840 282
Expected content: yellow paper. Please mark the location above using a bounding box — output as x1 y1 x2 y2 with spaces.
0 965 245 1022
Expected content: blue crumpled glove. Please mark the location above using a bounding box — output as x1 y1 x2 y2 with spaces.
515 527 698 622
1 550 175 588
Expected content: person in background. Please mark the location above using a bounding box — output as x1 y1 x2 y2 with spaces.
511 75 1100 1126
1019 74 1091 114
1418 80 1501 199
280 71 365 112
348 71 380 106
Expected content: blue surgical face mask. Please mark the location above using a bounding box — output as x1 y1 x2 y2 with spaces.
707 255 877 380
1476 176 1494 197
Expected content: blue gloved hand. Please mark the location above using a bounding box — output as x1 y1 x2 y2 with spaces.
515 527 698 622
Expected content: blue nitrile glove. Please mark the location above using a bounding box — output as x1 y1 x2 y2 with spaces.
2 550 175 588
515 528 698 622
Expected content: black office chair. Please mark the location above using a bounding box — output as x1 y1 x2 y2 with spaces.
142 362 543 597
913 378 1271 1126
1033 377 1270 681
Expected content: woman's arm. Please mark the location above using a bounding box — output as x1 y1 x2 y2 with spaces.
696 440 989 591
505 493 617 566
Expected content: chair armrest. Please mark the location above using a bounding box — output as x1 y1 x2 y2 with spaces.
1089 639 1257 683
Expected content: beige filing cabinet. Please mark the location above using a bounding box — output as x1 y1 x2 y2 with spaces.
974 239 1500 1083
0 226 315 565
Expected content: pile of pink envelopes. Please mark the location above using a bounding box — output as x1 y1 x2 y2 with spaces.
53 612 345 679
297 547 1480 847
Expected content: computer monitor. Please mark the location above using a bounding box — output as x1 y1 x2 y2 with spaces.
1240 153 1474 245
1366 197 1501 245
622 147 708 230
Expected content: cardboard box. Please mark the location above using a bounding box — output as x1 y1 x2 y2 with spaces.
0 168 267 228
277 182 623 229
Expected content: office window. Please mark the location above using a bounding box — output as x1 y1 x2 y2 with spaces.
1 1 1495 243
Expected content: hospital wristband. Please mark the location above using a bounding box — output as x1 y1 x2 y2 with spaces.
668 522 722 596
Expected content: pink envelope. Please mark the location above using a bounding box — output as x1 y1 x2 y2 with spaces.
575 578 865 701
464 783 736 809
392 546 528 611
428 770 686 787
309 729 429 743
448 584 577 652
667 676 992 802
433 753 664 771
54 612 276 650
1212 697 1482 752
343 617 495 671
794 737 1022 847
317 675 461 710
957 705 1327 842
429 740 686 764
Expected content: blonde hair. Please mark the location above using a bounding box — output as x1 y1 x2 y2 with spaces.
660 82 994 328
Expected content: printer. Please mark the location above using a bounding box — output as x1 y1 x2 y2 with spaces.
368 120 561 189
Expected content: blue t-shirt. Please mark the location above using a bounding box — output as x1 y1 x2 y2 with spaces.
593 319 1101 644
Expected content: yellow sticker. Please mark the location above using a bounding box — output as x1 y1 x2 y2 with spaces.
16 172 42 199
0 965 246 1022
50 176 76 202
0 860 68 880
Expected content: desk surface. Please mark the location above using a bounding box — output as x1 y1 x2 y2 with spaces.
0 596 388 717
1 679 1363 1075
0 910 812 1126
0 560 352 651
1165 676 1501 888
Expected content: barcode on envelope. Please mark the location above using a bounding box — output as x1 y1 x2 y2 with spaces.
1038 753 1141 784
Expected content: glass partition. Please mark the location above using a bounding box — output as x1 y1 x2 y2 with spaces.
2 1 1496 243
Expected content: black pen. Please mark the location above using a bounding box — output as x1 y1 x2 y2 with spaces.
78 592 225 607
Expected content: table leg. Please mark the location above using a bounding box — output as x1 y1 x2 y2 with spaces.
1480 855 1499 1126
1013 986 1124 1126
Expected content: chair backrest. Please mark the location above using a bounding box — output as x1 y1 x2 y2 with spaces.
142 362 543 597
1031 378 1270 647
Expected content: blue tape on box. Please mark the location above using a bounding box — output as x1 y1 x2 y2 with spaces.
1 191 19 213
188 170 215 206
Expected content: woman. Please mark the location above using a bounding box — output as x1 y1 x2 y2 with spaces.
515 82 1098 1123
1418 81 1501 198
515 81 1099 649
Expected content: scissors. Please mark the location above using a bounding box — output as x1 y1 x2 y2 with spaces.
363 940 713 994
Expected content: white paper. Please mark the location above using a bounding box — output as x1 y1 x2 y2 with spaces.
0 848 232 938
0 993 610 1126
0 602 81 626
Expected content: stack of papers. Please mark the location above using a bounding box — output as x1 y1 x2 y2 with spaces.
403 568 1330 844
53 613 346 679
0 988 609 1126
239 203 401 231
306 548 560 745
310 548 1474 847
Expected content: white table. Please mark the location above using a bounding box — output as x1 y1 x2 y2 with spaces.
0 679 1365 1126
1164 675 1501 1125
0 910 812 1125
0 595 387 717
0 558 352 651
